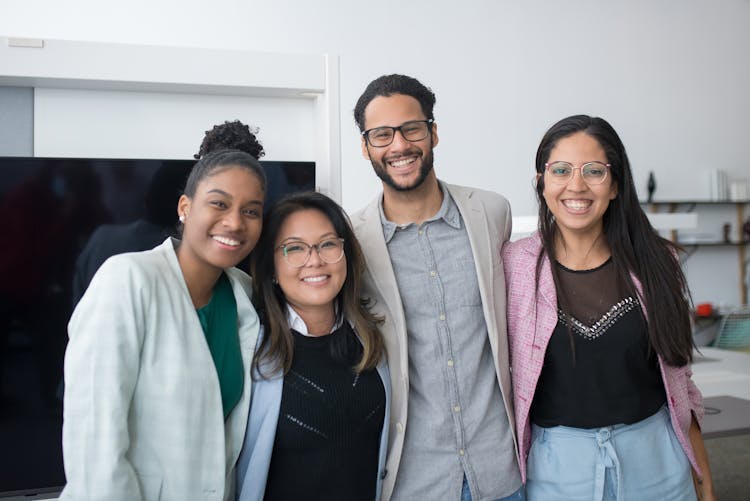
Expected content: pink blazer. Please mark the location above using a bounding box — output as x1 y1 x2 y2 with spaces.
502 233 704 482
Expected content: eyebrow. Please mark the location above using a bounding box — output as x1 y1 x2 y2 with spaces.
280 232 338 243
206 188 231 197
369 119 426 128
206 188 263 206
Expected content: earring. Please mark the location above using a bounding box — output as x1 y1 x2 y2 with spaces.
179 214 185 223
272 277 278 284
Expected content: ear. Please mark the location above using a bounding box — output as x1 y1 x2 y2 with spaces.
361 136 371 160
430 122 439 148
177 194 191 220
609 182 618 200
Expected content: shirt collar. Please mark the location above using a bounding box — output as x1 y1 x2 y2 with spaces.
285 305 342 337
379 180 461 243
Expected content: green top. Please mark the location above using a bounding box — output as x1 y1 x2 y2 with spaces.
196 273 243 420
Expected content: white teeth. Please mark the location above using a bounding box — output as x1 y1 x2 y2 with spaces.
563 200 591 210
390 157 416 168
302 276 327 283
213 235 240 246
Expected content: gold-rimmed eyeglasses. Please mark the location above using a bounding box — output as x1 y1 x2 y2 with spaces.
276 238 345 268
544 161 611 185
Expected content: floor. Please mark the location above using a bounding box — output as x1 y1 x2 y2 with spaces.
704 433 750 500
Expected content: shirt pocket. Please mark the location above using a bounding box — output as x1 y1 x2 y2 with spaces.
443 257 482 307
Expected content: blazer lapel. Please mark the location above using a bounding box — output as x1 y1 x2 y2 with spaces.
521 235 556 310
451 185 496 331
354 201 408 363
522 237 559 344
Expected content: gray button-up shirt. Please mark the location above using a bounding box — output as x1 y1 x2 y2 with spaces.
381 184 520 500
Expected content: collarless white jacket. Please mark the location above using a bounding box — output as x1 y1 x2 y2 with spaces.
61 238 259 501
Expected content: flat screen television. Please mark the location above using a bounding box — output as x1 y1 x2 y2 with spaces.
0 156 315 498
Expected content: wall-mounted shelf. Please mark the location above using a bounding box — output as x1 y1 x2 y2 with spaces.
0 37 326 97
677 240 750 248
642 200 750 205
643 200 748 305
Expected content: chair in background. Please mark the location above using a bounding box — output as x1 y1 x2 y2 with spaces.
712 308 750 351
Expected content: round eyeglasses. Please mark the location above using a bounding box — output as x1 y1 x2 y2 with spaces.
544 161 611 185
362 119 434 147
276 238 345 268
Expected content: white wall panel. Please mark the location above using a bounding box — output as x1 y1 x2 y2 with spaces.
33 88 315 161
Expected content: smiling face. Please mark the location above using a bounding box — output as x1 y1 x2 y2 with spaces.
177 165 264 275
273 208 347 325
542 131 617 241
361 93 438 193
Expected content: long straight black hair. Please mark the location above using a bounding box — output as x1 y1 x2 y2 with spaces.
250 192 384 377
534 115 694 366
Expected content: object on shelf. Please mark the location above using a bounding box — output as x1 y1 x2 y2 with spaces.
695 302 715 317
730 180 749 201
647 171 656 203
709 169 729 201
713 308 750 350
693 303 721 347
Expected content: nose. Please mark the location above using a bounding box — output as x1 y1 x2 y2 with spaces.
567 167 588 191
305 245 324 267
389 129 411 151
223 209 243 230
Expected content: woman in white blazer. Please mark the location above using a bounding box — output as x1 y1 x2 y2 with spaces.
236 192 390 501
61 150 265 501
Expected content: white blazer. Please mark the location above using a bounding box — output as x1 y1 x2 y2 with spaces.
351 183 519 500
60 238 259 501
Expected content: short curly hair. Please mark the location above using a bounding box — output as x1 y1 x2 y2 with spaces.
353 74 436 131
194 120 265 160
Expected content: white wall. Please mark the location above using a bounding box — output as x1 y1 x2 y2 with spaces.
33 88 316 161
2 0 749 305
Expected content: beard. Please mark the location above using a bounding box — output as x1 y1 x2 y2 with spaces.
370 146 435 192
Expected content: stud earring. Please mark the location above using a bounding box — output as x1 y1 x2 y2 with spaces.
179 214 185 223
272 277 278 284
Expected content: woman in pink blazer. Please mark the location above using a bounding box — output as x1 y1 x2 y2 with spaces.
503 115 714 500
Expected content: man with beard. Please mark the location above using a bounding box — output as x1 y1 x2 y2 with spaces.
351 74 524 501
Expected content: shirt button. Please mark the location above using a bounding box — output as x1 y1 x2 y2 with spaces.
430 270 436 277
454 405 461 413
447 359 454 367
459 449 465 456
439 313 445 321
418 229 424 235
396 422 404 432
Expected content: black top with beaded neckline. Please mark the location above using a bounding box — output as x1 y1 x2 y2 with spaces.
531 259 666 429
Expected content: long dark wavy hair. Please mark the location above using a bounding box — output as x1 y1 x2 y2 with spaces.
251 192 385 377
534 115 694 366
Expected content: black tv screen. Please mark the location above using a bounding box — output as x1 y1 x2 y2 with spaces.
0 156 315 497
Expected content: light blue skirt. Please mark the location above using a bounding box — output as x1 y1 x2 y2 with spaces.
527 406 696 501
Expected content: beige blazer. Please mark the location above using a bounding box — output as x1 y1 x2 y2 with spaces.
60 238 259 501
351 183 518 500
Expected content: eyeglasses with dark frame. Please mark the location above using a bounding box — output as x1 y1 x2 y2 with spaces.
544 161 611 185
362 119 434 147
276 238 346 268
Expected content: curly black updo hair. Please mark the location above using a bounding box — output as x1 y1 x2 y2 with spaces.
194 120 265 160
